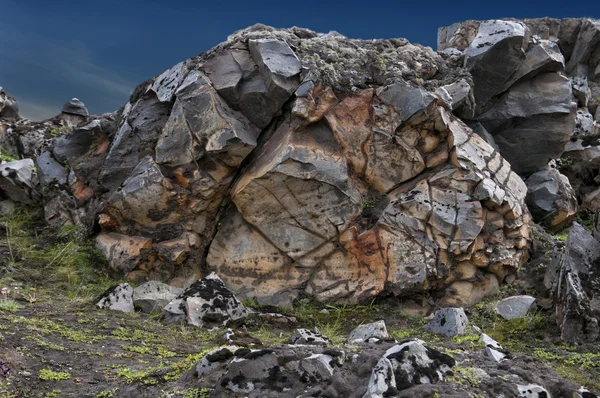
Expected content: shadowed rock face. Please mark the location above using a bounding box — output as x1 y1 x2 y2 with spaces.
0 23 534 307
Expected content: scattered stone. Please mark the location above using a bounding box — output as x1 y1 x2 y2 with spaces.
96 283 134 313
363 340 455 396
163 272 249 327
348 321 389 343
517 383 551 397
424 308 469 336
289 329 331 346
195 346 237 377
132 281 183 313
496 296 537 320
482 333 508 362
297 353 334 382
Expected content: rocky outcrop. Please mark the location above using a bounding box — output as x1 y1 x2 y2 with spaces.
0 22 543 308
438 18 600 176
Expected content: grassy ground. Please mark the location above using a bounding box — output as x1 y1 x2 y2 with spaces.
0 206 599 396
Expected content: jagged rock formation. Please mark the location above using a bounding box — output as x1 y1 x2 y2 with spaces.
438 18 599 177
5 17 600 309
548 223 600 343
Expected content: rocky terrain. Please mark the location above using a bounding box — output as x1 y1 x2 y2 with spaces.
0 16 599 397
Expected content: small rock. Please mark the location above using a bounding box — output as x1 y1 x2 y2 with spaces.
195 346 237 376
164 272 249 327
364 339 455 397
297 353 334 382
517 383 551 397
96 283 134 313
348 320 389 343
132 280 183 313
495 296 536 320
289 328 331 346
61 98 89 117
424 308 469 336
482 333 508 362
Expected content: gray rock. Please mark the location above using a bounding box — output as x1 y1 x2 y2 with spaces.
348 321 389 343
436 78 475 119
52 120 104 164
36 152 68 187
297 353 334 382
498 39 565 92
566 19 600 73
99 93 171 191
424 308 469 336
0 88 20 120
363 340 455 397
223 350 280 393
481 333 507 362
150 61 187 103
132 280 183 313
61 98 89 117
154 71 259 167
363 356 395 398
493 108 576 176
195 346 237 377
525 168 577 232
479 73 573 133
554 223 600 343
0 159 39 204
377 82 437 121
573 107 596 138
464 20 527 113
495 295 536 320
96 283 134 313
478 72 575 175
164 272 249 328
517 383 551 398
571 64 591 107
289 328 331 346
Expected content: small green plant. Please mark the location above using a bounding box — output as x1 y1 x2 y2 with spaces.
95 388 119 398
45 390 62 398
0 300 21 312
39 369 71 381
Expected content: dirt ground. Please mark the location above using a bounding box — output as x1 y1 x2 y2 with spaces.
1 289 599 398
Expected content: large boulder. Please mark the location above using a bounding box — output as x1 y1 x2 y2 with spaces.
4 24 532 307
209 97 529 306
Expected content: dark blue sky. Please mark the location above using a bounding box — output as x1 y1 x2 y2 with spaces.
1 0 598 120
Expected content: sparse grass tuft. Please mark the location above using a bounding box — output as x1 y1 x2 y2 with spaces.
0 205 114 303
0 300 21 313
39 369 71 381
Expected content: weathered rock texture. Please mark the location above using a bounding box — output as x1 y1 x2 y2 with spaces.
551 223 600 343
439 18 600 177
0 21 553 308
